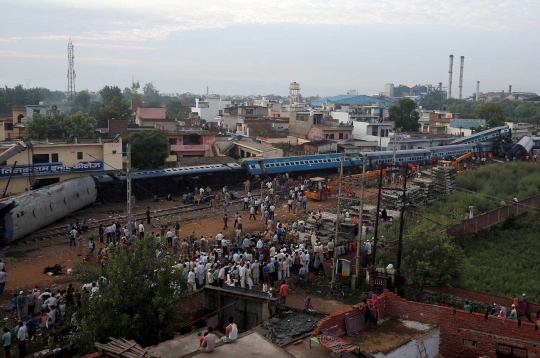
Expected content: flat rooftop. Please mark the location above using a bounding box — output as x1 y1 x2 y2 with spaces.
156 330 293 358
284 318 435 358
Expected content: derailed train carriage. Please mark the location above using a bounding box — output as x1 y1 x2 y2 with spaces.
92 163 248 203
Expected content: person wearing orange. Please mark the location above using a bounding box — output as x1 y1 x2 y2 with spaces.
279 280 289 305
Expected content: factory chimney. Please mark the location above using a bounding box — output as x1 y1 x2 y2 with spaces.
448 55 454 99
458 56 464 99
509 85 512 94
476 81 480 101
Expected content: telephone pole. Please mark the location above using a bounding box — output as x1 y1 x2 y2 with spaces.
355 154 367 277
332 154 344 285
372 165 384 266
126 143 133 239
396 165 409 274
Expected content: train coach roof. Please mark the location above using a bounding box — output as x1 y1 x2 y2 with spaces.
114 164 233 180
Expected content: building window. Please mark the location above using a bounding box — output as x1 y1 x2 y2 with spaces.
77 152 83 160
33 109 40 114
462 339 476 348
498 344 527 357
51 153 59 162
32 154 50 164
168 138 178 145
17 114 24 124
339 133 343 139
329 134 334 139
4 123 13 131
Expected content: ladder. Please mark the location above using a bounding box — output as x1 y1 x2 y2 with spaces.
417 340 428 358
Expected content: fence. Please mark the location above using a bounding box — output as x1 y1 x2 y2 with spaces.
446 194 540 240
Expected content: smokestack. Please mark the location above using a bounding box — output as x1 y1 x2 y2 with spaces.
509 85 512 94
458 56 464 100
476 81 480 101
448 55 454 99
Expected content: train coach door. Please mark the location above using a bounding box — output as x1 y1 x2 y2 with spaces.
257 160 267 174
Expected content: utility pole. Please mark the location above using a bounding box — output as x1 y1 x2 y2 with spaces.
392 132 398 165
372 165 384 266
355 154 367 276
126 143 133 240
332 154 344 285
396 164 409 274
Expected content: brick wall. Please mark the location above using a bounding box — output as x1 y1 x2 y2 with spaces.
108 120 129 137
314 304 367 336
427 286 540 316
380 289 540 358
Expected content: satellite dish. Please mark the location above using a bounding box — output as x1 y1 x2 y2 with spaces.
52 105 58 111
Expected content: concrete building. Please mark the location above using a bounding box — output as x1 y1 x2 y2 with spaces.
135 107 177 130
191 97 232 122
0 137 122 195
165 128 218 158
311 94 389 110
219 138 283 159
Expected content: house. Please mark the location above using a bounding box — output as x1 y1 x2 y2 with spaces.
191 96 232 122
165 128 218 158
135 107 176 130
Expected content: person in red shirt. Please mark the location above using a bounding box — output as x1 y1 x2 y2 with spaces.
279 281 289 305
199 332 208 346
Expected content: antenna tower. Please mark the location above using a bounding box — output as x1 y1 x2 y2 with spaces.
67 39 76 102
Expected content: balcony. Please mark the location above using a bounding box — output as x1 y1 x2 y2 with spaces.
170 144 212 152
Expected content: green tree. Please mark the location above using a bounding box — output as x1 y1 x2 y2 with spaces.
387 98 420 132
165 100 186 119
64 112 97 138
40 88 65 103
402 231 463 289
0 85 44 112
22 113 51 139
72 90 91 112
94 98 134 127
125 81 141 101
419 90 445 110
67 238 185 354
99 85 123 105
126 130 169 169
475 102 506 127
143 83 162 104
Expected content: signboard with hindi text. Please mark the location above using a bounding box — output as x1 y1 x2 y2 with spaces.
0 161 104 177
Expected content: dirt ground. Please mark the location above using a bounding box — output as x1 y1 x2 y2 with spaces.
346 318 430 354
0 193 354 316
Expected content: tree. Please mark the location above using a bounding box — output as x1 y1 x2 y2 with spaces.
72 90 91 112
126 130 169 169
64 112 97 138
165 100 186 119
387 98 420 132
143 83 162 104
419 90 445 110
475 102 506 127
125 81 141 101
0 85 44 113
22 113 51 139
402 231 463 289
99 85 123 105
93 98 134 127
67 238 185 354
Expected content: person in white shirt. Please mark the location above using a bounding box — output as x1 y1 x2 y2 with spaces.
187 269 196 291
239 263 246 288
44 295 57 308
138 223 144 238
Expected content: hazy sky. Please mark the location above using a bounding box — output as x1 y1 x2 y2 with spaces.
1 0 539 97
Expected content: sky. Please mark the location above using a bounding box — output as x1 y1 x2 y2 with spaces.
1 0 539 97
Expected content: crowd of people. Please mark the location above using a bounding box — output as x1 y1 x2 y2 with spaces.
1 282 87 358
462 293 532 321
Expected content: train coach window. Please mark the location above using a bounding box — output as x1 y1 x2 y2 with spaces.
250 165 256 169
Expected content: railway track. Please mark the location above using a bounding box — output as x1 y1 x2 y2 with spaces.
15 198 247 246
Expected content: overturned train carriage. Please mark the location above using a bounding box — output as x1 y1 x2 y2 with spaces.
93 163 249 203
0 176 97 244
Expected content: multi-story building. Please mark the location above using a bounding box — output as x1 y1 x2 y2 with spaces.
165 128 218 158
191 96 232 122
0 137 122 195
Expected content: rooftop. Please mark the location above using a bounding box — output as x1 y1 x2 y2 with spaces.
137 107 166 120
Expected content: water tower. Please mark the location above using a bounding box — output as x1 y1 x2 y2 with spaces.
289 82 301 104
